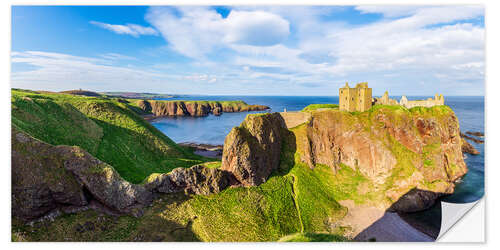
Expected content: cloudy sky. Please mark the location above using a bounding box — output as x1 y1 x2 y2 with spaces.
11 5 484 96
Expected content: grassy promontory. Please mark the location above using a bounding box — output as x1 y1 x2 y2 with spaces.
11 92 464 242
11 89 210 183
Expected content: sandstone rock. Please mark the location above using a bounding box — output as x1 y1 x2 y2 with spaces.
460 132 484 144
139 100 269 117
145 165 232 195
466 131 484 137
221 113 287 186
461 137 479 155
293 107 467 211
213 106 222 116
137 100 152 113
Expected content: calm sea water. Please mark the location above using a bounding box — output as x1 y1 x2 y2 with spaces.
150 95 484 204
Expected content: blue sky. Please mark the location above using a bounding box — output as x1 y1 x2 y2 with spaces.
11 5 484 96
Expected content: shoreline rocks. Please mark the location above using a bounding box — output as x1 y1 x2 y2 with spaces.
461 137 480 155
460 132 484 144
178 142 223 159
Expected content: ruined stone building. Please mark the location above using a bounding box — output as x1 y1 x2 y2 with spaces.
340 82 445 112
399 94 444 108
339 82 373 112
373 91 444 108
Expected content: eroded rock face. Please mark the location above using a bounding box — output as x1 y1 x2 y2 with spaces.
12 128 234 222
137 100 269 117
295 107 467 209
12 129 88 221
145 165 232 195
11 128 152 220
221 113 288 186
461 137 479 155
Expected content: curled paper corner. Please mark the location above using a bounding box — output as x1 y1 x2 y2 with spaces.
436 198 483 241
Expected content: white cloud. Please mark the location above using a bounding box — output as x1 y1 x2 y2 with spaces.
222 11 289 46
12 6 485 96
145 7 290 58
11 51 169 91
90 21 158 37
100 53 137 61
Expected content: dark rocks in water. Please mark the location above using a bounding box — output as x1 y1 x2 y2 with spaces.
460 132 484 144
221 113 288 186
145 165 232 195
466 131 484 137
461 137 480 155
387 188 442 213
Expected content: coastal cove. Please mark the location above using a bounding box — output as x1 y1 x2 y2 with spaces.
150 95 484 238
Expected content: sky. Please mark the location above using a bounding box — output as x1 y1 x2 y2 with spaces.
11 5 485 96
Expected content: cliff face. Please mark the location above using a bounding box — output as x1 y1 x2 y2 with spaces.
137 100 269 117
220 106 467 211
295 105 467 208
221 113 289 186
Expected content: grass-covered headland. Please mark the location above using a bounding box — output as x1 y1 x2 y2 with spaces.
12 89 464 242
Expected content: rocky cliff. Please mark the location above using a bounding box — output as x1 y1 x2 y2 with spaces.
137 100 269 117
221 113 289 186
294 105 467 210
219 106 468 212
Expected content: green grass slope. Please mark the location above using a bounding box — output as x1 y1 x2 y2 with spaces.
11 89 209 183
12 113 350 242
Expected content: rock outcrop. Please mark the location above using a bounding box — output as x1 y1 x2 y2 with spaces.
461 137 480 155
145 165 232 195
461 132 484 144
12 128 152 220
387 188 441 213
221 113 288 186
137 100 269 117
12 128 232 222
294 106 467 209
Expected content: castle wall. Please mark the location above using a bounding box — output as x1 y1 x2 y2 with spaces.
357 87 372 112
339 82 373 112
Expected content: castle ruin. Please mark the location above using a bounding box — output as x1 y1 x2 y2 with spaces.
339 82 445 112
339 82 373 112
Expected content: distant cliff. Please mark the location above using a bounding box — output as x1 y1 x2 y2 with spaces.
136 100 269 117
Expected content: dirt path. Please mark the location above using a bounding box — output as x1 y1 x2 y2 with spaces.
337 200 433 242
337 200 385 238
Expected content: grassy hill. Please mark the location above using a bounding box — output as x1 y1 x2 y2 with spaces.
12 127 349 242
11 89 209 183
11 93 353 241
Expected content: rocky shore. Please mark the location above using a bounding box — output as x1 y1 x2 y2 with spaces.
178 143 223 159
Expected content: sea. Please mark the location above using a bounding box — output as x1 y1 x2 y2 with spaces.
150 95 484 236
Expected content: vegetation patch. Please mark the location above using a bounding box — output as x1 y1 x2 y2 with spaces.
11 89 212 183
302 104 339 112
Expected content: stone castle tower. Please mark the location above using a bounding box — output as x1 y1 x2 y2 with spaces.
339 82 373 112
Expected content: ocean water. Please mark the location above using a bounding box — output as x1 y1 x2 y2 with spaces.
150 96 484 204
